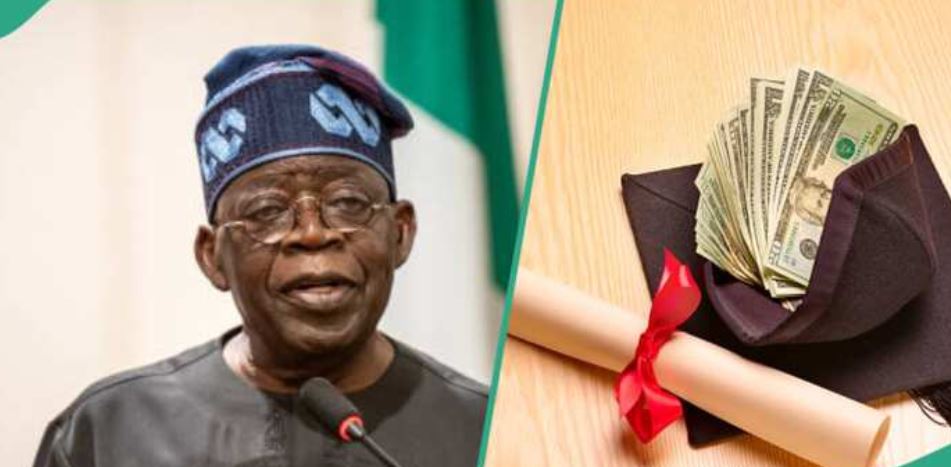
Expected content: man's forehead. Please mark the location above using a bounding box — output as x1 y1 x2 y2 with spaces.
230 155 388 192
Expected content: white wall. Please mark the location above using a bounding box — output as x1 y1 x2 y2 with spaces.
0 0 554 463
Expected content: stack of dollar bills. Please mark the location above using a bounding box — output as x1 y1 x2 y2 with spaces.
695 69 906 302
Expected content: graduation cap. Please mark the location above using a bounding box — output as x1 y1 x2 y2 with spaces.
194 44 414 221
621 125 951 445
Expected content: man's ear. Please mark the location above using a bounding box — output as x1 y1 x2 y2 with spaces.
392 200 417 268
195 225 230 291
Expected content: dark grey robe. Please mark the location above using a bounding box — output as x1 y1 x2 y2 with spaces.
33 329 487 467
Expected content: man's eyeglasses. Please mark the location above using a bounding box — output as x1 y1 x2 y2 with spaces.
219 190 388 245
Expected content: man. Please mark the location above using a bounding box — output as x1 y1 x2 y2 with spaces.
33 45 488 467
791 176 832 226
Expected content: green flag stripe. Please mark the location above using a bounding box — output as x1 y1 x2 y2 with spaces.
377 0 519 289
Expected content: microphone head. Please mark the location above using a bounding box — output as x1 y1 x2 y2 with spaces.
299 377 364 441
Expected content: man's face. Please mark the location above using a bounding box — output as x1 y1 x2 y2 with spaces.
793 180 832 226
196 155 415 364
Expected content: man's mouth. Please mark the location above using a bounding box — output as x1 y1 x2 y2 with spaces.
278 272 358 311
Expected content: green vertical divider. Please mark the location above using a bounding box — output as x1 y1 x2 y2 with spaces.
0 0 49 39
475 0 566 465
904 444 951 466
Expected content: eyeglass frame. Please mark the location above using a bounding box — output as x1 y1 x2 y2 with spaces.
216 191 391 245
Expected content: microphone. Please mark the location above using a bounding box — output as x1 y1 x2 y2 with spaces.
298 378 403 467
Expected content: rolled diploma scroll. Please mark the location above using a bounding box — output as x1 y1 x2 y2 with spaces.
509 269 890 467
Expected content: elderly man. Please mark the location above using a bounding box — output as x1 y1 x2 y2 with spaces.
33 45 487 467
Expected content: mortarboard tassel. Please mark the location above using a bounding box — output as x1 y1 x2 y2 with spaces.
911 383 951 427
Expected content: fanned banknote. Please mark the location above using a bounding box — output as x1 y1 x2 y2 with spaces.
695 69 906 305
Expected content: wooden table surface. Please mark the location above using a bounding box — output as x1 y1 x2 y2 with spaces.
484 0 951 465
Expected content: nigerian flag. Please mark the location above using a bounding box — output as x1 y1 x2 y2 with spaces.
376 0 519 382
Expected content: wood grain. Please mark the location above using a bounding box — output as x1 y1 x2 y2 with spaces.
484 0 951 465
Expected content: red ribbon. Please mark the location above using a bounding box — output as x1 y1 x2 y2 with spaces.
615 249 701 442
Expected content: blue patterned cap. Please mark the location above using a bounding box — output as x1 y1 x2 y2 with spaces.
195 44 414 221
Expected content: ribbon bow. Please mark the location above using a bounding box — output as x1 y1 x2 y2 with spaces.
615 249 701 442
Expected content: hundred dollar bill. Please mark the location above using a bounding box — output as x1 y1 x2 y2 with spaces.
765 82 905 285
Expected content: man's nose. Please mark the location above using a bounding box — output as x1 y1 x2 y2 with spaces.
280 200 344 251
